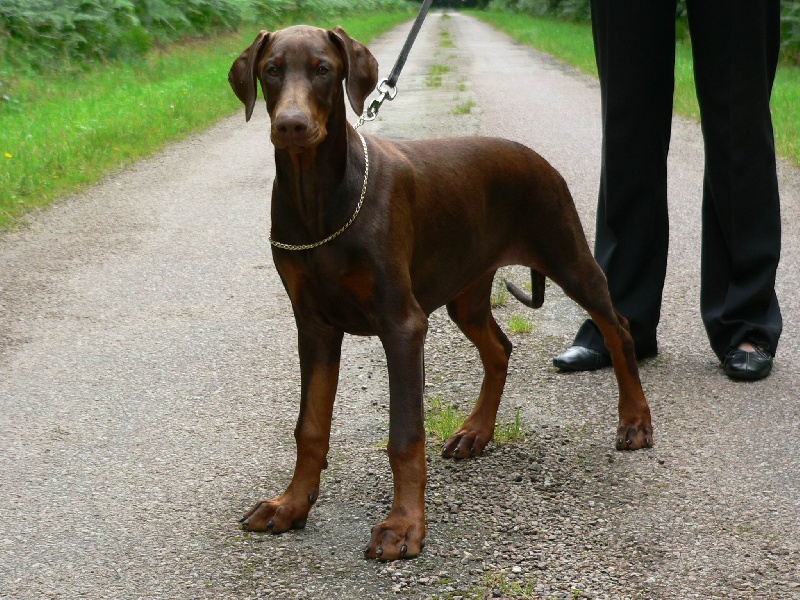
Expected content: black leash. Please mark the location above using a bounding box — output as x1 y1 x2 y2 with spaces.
386 0 434 88
356 0 434 126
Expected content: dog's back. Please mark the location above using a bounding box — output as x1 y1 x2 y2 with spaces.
364 134 587 310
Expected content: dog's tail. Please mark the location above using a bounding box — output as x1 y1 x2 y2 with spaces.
504 269 545 309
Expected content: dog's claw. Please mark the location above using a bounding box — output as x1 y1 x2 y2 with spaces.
267 520 275 530
616 422 655 450
365 516 424 560
442 422 493 460
308 491 318 504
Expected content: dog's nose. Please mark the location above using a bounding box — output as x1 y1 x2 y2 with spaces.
274 110 309 137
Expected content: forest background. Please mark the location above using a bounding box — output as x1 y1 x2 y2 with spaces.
1 0 799 228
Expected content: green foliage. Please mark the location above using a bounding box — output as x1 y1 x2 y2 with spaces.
254 0 411 24
0 0 140 68
485 0 589 21
783 0 800 64
0 0 243 74
134 0 243 42
0 0 411 76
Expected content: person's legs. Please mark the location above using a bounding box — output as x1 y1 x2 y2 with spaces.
557 0 676 369
687 0 782 372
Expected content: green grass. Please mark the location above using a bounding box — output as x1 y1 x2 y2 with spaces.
470 10 800 167
508 314 534 334
471 12 597 75
425 395 526 446
426 64 451 88
483 572 538 598
0 11 412 230
494 407 525 444
425 395 466 442
452 99 476 115
773 65 800 164
439 30 455 48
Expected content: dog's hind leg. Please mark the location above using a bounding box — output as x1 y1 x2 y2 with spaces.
547 258 653 451
441 273 513 459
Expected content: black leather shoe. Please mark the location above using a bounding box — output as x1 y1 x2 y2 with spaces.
553 346 611 371
724 347 773 381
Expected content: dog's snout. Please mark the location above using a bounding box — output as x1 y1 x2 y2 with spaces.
275 110 310 136
272 107 322 149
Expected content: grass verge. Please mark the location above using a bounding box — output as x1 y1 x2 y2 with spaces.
0 11 412 230
468 10 800 167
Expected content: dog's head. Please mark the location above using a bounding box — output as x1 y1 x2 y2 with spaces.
228 25 379 152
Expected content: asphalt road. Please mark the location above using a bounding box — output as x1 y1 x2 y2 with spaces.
1 12 798 599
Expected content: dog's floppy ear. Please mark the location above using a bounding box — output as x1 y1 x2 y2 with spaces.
329 26 379 117
228 30 271 122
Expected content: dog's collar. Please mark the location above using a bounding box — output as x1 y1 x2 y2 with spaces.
269 131 369 251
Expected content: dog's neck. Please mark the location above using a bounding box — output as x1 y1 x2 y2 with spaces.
272 97 359 243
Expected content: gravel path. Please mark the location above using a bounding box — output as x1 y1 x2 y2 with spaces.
2 12 799 600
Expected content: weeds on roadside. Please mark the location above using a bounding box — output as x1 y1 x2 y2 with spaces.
494 407 525 444
426 64 451 87
509 314 534 334
452 99 476 114
425 396 526 445
491 281 510 307
425 395 465 441
483 570 538 598
439 30 455 48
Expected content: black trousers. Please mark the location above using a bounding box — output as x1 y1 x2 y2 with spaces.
574 0 783 362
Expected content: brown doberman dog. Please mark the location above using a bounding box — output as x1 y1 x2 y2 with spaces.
228 25 653 561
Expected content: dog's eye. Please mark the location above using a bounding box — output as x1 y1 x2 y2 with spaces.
316 66 329 76
265 66 279 77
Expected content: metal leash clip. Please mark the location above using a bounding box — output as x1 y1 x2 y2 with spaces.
355 78 398 128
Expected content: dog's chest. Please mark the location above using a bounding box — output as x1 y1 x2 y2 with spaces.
275 252 378 335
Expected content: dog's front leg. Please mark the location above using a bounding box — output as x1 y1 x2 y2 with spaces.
241 324 343 533
365 308 428 561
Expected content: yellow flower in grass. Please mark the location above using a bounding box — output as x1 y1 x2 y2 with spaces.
4 152 11 158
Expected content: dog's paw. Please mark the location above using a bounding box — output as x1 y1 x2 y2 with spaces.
441 422 493 459
615 422 654 451
364 514 425 561
239 491 317 533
